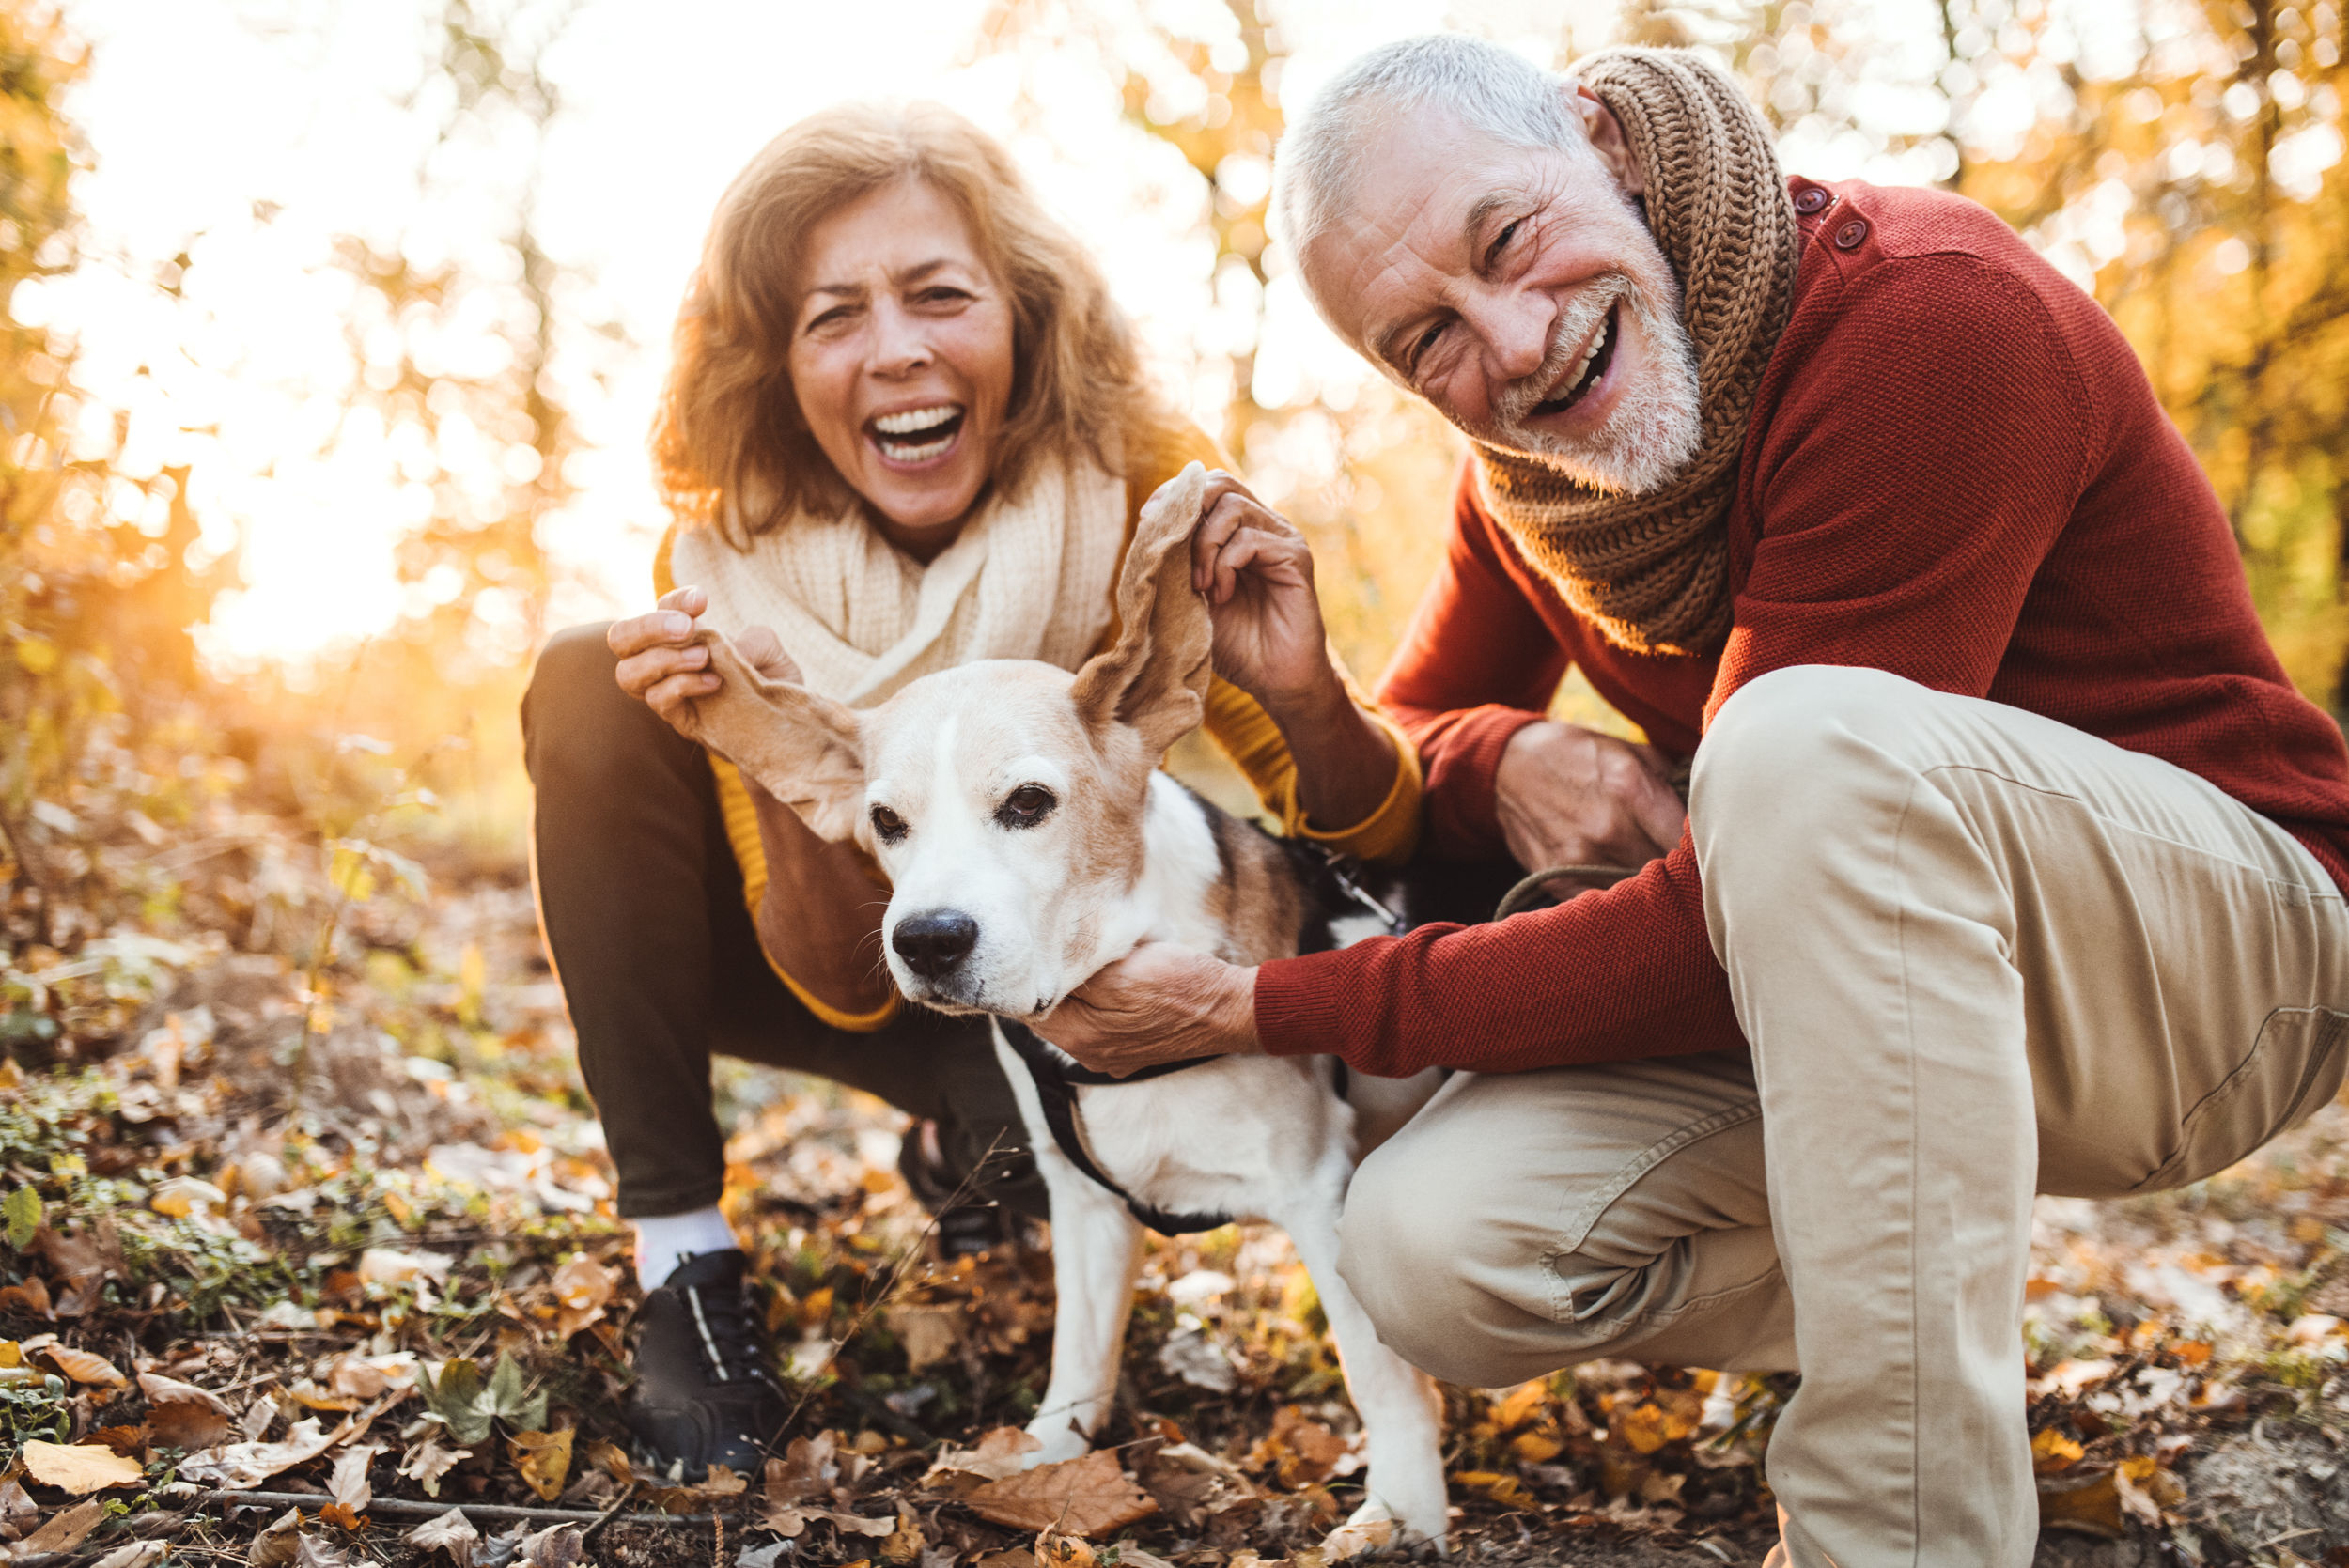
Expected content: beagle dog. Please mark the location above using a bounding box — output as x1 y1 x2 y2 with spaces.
677 465 1449 1546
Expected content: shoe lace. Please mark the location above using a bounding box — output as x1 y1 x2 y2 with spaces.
679 1281 772 1386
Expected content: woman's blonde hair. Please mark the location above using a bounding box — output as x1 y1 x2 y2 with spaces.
654 100 1165 544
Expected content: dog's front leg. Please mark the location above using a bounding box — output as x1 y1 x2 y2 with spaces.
993 1032 1144 1466
1277 1173 1450 1551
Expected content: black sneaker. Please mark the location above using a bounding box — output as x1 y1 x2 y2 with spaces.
899 1118 1015 1260
626 1249 786 1479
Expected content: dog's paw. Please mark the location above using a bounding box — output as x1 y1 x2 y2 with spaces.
1344 1493 1449 1556
1019 1419 1093 1468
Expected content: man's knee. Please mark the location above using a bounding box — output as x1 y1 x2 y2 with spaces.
1338 1139 1541 1387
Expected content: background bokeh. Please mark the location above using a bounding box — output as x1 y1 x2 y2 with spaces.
5 0 2346 893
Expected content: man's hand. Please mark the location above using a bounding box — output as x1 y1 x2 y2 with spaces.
1495 721 1687 878
1187 471 1334 711
1038 941 1260 1076
610 585 799 735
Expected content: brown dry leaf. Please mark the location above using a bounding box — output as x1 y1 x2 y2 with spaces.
319 1502 364 1531
249 1508 305 1568
138 1370 235 1413
20 1439 146 1493
38 1343 129 1388
19 1498 108 1554
331 1440 387 1511
34 1220 125 1317
765 1431 842 1506
516 1524 588 1567
148 1398 235 1452
0 1277 52 1318
1034 1529 1094 1568
885 1303 964 1373
2038 1469 2124 1539
403 1508 480 1568
89 1542 168 1568
924 1426 1040 1487
326 1357 388 1400
583 1438 634 1484
1249 1407 1351 1487
968 1450 1159 1537
0 1476 37 1539
288 1380 364 1412
879 1507 926 1564
294 1536 352 1568
508 1428 575 1503
181 1409 375 1490
400 1434 472 1498
89 1423 151 1458
549 1257 615 1340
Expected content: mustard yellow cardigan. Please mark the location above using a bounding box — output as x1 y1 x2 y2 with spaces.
653 423 1423 1031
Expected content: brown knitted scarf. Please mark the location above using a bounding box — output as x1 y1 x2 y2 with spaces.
1472 47 1798 658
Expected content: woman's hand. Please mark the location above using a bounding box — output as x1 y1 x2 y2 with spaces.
609 586 800 735
1037 941 1259 1075
1494 722 1687 883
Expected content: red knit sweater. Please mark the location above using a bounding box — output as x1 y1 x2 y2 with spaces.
1252 177 2349 1078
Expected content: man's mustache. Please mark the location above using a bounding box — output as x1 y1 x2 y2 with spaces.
1493 276 1632 429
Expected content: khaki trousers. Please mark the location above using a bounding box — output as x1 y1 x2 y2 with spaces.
1340 666 2349 1567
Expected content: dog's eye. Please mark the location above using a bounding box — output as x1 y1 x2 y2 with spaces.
995 784 1056 829
869 804 908 843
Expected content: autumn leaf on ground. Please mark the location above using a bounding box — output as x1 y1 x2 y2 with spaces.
180 1410 374 1489
1034 1528 1094 1568
923 1426 1038 1487
878 1506 925 1564
21 1439 146 1493
1321 1515 1395 1562
399 1435 472 1498
30 1341 128 1388
549 1256 614 1339
139 1370 234 1413
403 1508 480 1568
0 1276 52 1318
884 1302 963 1373
515 1524 588 1567
89 1542 168 1568
2037 1468 2124 1539
1246 1405 1352 1487
331 1439 387 1511
968 1450 1159 1536
1454 1470 1538 1511
508 1428 574 1502
34 1220 125 1316
766 1431 843 1505
2031 1428 2087 1474
89 1422 151 1457
17 1498 108 1554
249 1508 305 1568
148 1397 233 1451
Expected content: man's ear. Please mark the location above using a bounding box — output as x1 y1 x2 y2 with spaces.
671 630 868 843
1070 460 1214 757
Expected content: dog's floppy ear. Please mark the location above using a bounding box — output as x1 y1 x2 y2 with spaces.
1070 460 1214 756
671 630 867 843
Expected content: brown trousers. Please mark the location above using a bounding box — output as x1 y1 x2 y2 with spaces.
521 623 1047 1222
1340 666 2347 1568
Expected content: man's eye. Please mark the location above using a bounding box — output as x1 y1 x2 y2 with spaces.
996 785 1056 829
1409 322 1445 371
870 804 908 842
1485 217 1525 270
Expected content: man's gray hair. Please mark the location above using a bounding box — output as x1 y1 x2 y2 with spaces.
1269 33 1592 263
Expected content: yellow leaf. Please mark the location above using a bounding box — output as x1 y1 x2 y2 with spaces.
14 636 57 674
1613 1401 1688 1455
509 1428 575 1503
2031 1428 2085 1474
21 1439 146 1493
1488 1380 1548 1433
1454 1469 1538 1510
1509 1431 1563 1464
329 847 375 904
2037 1470 2123 1539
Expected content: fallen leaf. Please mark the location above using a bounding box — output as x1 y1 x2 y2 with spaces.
549 1257 615 1340
34 1220 125 1316
18 1498 108 1553
139 1370 235 1413
508 1428 574 1502
0 1476 36 1538
968 1450 1159 1536
1454 1469 1538 1510
879 1507 926 1564
89 1422 151 1457
331 1439 387 1511
1034 1529 1093 1568
180 1409 374 1489
149 1398 234 1451
885 1303 964 1373
249 1508 305 1568
21 1439 146 1493
403 1508 480 1568
1489 1381 1549 1433
2030 1428 2086 1474
2038 1469 2123 1539
924 1427 1039 1486
0 1277 52 1318
357 1248 451 1289
1247 1406 1351 1487
89 1544 168 1568
400 1435 472 1498
294 1537 351 1568
37 1343 128 1388
320 1502 364 1530
1612 1401 1691 1455
766 1431 843 1505
583 1438 634 1484
515 1523 587 1567
1321 1516 1394 1562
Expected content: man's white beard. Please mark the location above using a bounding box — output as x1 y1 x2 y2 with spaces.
1487 272 1703 497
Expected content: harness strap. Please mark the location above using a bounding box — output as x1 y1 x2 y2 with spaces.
998 1019 1233 1236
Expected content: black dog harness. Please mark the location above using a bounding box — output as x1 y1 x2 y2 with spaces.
1000 846 1405 1237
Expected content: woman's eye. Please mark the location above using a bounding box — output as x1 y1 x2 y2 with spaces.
996 785 1056 829
870 804 907 842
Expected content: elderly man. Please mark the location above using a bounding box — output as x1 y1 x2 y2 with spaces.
1042 32 2349 1568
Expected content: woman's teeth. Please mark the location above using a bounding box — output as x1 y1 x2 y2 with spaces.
873 404 962 462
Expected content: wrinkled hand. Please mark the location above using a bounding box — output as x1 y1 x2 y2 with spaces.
1185 471 1335 712
1495 722 1686 883
609 585 799 737
1037 941 1259 1076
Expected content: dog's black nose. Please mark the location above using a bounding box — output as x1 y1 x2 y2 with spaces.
894 909 979 978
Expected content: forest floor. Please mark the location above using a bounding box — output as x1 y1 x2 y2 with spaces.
4 856 2349 1568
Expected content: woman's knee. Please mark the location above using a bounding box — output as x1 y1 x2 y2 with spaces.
523 622 680 784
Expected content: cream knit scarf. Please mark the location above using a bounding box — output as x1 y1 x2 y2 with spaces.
669 455 1128 707
1472 47 1800 658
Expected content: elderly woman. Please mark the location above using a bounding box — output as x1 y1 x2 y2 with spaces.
521 101 1418 1475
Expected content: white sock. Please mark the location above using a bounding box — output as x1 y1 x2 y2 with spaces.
631 1206 740 1289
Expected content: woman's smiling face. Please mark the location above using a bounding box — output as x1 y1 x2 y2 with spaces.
789 178 1016 552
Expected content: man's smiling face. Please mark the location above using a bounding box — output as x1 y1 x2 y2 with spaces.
1304 91 1703 495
